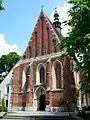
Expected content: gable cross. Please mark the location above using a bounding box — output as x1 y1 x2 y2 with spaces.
41 5 44 11
55 7 57 12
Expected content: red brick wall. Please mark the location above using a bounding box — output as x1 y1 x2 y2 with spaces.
12 11 76 109
22 11 60 59
12 63 30 106
52 91 63 107
46 61 52 89
28 92 33 105
12 56 76 108
63 58 76 104
55 62 61 88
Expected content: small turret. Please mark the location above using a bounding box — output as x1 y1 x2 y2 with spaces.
53 8 62 34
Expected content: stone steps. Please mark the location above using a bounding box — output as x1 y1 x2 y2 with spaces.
29 116 76 120
3 115 76 120
3 115 28 119
1 111 84 120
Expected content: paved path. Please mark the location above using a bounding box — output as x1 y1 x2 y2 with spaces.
0 112 6 118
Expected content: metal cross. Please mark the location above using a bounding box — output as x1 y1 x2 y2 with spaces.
41 5 44 11
55 7 57 12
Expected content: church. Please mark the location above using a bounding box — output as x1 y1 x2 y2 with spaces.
11 9 76 111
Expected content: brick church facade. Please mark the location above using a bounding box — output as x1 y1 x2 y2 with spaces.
12 9 76 111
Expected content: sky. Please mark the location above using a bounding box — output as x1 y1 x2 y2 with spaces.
0 0 69 56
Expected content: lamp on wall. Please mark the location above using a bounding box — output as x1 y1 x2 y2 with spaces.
28 75 30 78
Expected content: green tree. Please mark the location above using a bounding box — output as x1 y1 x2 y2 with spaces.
59 0 90 90
0 0 4 11
0 52 21 82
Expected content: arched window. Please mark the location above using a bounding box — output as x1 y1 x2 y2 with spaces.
7 86 9 94
36 64 46 85
26 66 30 91
22 68 27 93
52 60 63 89
55 62 61 88
40 67 45 83
22 66 30 93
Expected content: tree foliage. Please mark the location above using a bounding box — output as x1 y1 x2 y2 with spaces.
0 0 4 11
59 0 90 89
0 52 21 82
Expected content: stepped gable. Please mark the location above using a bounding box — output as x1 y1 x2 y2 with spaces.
21 10 63 60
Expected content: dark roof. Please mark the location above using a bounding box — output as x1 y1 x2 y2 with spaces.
45 14 64 42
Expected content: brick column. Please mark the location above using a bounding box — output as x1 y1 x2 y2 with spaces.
49 61 52 89
49 91 53 111
46 60 52 89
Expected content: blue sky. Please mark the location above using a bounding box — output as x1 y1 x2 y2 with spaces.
0 0 68 56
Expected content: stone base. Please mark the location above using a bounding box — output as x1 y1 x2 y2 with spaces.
11 105 34 111
45 105 50 111
10 106 68 112
11 106 22 111
51 107 68 112
25 105 34 111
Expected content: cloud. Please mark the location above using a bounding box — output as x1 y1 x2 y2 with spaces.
0 34 21 56
49 3 71 37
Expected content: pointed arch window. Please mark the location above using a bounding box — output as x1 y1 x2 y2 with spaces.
22 66 30 93
36 64 46 85
40 67 45 83
7 86 9 94
52 60 63 89
55 62 61 88
22 68 27 93
26 66 30 91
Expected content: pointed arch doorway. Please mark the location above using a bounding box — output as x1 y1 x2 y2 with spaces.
39 94 46 111
34 87 46 111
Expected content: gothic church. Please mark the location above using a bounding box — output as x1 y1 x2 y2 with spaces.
12 9 76 111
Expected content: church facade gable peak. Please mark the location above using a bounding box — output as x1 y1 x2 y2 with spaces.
21 11 63 60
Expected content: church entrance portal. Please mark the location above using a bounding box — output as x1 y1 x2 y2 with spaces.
39 94 46 111
34 86 46 111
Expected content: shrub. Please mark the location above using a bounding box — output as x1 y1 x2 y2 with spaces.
0 105 7 112
0 99 7 112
